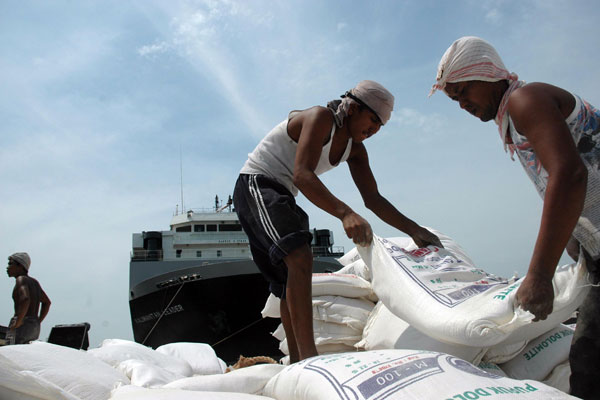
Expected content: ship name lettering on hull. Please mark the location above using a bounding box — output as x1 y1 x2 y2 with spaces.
134 304 185 324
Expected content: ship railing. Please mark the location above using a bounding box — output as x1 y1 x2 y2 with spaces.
311 245 345 257
131 249 164 261
172 232 248 242
176 207 235 215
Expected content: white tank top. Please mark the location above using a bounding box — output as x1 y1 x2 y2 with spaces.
240 111 353 196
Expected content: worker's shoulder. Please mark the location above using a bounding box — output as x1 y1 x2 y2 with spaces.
509 82 574 119
510 82 570 103
16 274 39 286
295 105 333 121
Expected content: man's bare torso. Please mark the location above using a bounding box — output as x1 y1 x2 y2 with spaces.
13 275 42 317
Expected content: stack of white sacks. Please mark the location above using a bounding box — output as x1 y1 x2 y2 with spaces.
0 338 284 399
0 229 586 399
261 271 378 362
262 228 584 397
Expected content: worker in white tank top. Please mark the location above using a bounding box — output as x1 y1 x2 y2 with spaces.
234 80 442 363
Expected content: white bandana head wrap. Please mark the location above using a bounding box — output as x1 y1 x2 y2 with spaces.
430 36 523 154
10 252 31 271
430 36 518 95
328 80 394 127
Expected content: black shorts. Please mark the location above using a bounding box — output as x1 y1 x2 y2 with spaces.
7 316 40 345
233 174 313 298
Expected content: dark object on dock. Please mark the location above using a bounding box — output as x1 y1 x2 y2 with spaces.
0 325 7 346
48 323 91 350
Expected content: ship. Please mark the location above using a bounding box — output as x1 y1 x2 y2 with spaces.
129 195 344 363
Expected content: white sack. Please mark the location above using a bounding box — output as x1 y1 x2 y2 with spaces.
337 247 361 266
334 227 475 278
278 319 362 354
542 361 571 394
260 294 280 319
262 274 376 320
477 361 508 377
312 295 375 331
272 324 359 355
357 301 487 365
483 341 528 364
314 343 360 354
427 227 477 267
312 273 376 301
501 324 574 381
155 342 225 375
117 359 185 388
482 340 529 364
279 338 360 356
0 342 129 400
335 258 371 282
312 319 362 339
359 234 589 347
109 385 276 399
263 349 576 400
164 364 285 395
88 339 193 377
0 352 81 400
271 323 286 342
279 355 290 366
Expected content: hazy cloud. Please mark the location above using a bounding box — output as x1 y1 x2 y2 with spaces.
392 108 448 138
138 41 171 57
484 8 501 24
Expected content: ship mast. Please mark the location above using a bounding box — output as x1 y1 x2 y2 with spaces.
179 145 184 215
215 195 233 213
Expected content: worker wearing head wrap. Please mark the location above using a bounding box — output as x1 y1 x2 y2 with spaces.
430 36 517 93
6 252 51 345
329 79 395 127
235 80 441 362
432 36 600 399
9 252 31 271
430 36 523 151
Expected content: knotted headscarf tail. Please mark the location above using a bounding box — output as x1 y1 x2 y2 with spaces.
430 36 520 153
495 80 526 157
328 80 395 128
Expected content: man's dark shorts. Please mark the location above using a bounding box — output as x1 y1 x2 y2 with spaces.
233 174 312 298
7 316 40 345
569 247 600 398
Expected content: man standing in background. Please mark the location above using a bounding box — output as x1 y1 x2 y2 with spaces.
6 252 51 344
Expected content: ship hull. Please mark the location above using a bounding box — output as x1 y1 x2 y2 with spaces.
129 258 340 363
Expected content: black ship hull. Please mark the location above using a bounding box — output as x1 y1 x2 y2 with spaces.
129 258 340 363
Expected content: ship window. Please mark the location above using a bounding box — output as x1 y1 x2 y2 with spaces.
219 224 242 232
206 224 217 232
196 251 202 257
176 249 182 258
194 225 205 232
176 225 192 232
217 250 222 257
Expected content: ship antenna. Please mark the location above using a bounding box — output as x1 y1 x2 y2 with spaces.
179 145 184 215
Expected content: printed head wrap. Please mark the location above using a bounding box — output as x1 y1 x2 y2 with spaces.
9 252 31 271
429 36 518 96
328 80 394 127
430 36 525 155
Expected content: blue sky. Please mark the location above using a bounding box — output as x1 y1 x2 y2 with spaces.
2 0 599 347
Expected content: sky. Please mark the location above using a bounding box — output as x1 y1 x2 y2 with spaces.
2 0 600 348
